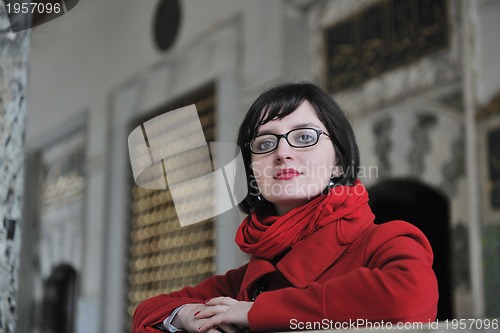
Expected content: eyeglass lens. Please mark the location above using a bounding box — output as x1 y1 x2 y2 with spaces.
250 128 320 154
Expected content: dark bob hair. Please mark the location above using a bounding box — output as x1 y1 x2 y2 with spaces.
236 82 360 214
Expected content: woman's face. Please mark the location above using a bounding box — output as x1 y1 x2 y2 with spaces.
250 101 338 215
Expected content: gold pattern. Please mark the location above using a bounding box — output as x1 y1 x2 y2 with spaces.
127 85 217 326
477 91 500 121
323 0 448 93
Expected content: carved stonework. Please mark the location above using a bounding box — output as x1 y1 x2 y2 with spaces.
437 90 464 112
324 0 449 93
477 91 500 121
38 131 85 278
372 115 393 179
0 4 30 333
440 128 466 197
408 113 438 176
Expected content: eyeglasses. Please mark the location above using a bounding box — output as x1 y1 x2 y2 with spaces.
246 127 330 154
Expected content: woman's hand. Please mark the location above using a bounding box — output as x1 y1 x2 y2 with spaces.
172 303 213 333
195 297 253 333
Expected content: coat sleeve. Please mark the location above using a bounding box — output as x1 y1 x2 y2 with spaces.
133 264 248 333
248 224 438 331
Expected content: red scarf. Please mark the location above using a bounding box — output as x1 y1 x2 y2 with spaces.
235 180 375 259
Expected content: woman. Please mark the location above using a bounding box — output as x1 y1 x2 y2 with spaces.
133 83 438 333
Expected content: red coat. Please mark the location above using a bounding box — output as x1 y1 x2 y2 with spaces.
133 220 438 332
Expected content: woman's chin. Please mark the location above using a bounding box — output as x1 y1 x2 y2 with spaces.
264 197 310 215
261 182 326 200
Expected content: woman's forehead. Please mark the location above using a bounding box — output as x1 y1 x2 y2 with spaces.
257 101 324 131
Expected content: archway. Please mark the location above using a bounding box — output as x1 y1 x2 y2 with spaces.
369 179 452 320
41 265 77 333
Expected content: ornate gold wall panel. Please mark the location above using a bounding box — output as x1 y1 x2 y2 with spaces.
324 0 448 93
127 85 216 324
477 91 500 121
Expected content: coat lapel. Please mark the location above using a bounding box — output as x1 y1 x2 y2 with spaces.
275 222 348 288
276 217 372 288
240 213 373 293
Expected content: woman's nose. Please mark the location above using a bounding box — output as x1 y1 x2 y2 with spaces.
274 137 294 162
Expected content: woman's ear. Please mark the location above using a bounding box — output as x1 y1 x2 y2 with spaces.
332 165 342 178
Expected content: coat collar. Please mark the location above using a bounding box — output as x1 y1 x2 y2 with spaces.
240 217 373 293
239 223 346 293
276 222 349 288
277 217 373 287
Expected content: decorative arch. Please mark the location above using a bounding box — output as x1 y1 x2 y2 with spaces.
41 264 78 333
369 179 453 320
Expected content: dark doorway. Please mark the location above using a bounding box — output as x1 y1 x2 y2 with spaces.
41 265 78 333
369 179 453 320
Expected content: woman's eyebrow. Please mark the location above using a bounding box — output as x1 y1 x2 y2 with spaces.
256 122 321 135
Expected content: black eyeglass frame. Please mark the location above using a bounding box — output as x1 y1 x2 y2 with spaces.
245 127 331 154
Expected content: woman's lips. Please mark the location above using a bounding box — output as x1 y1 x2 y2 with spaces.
274 168 301 180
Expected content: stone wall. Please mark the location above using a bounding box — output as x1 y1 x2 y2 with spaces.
0 4 30 333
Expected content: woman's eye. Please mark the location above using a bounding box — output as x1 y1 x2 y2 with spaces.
257 139 276 151
294 132 315 144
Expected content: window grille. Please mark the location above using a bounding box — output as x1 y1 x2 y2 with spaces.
324 0 448 92
127 85 217 328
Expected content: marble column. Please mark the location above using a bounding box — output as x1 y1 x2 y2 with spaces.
0 5 30 333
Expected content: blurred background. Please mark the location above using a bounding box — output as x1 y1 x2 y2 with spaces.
1 0 500 332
